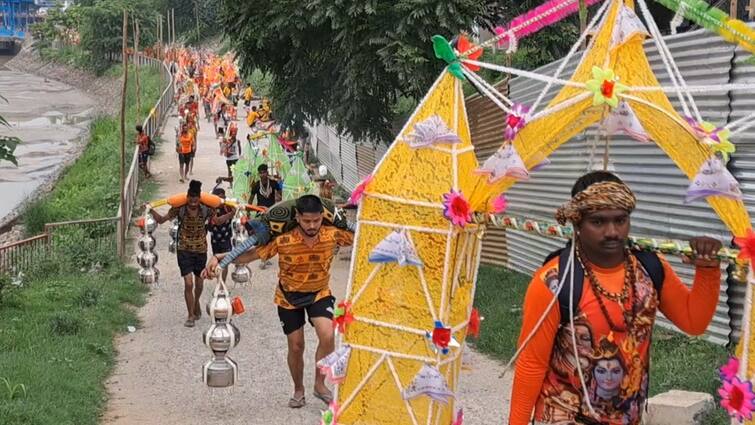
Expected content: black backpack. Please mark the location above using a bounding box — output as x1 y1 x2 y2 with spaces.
543 242 665 324
147 136 156 156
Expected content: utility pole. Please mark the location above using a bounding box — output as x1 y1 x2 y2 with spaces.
118 9 129 258
731 0 738 19
171 8 176 45
166 9 171 46
134 19 141 123
194 0 201 44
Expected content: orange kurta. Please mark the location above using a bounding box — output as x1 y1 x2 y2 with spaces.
509 255 721 425
255 226 354 309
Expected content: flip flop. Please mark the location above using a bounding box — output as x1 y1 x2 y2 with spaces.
288 396 306 408
184 319 195 328
313 390 333 405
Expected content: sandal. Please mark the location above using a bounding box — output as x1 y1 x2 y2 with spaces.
288 395 306 408
184 319 195 328
313 390 333 405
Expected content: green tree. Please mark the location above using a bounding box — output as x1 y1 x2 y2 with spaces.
220 0 502 143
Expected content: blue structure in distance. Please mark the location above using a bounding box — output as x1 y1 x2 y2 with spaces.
0 0 36 50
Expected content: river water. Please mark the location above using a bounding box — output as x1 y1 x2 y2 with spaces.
0 55 95 223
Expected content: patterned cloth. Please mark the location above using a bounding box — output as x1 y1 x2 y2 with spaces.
255 226 354 309
555 181 636 225
209 206 232 251
170 207 208 253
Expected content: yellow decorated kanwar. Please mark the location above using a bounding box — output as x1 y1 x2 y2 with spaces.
337 72 481 424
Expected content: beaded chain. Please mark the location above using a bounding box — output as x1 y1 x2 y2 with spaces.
576 244 641 336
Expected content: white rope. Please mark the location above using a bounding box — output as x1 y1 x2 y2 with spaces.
364 191 444 210
568 239 597 417
636 0 699 120
669 2 687 35
385 357 420 425
339 353 387 414
464 67 513 107
461 68 512 114
529 91 593 122
350 264 383 305
531 0 612 114
728 111 755 137
350 343 437 364
739 267 754 385
408 231 440 322
619 93 692 134
440 224 454 322
463 59 587 90
354 315 428 336
359 220 451 236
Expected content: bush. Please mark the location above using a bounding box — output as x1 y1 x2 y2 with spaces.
76 286 102 308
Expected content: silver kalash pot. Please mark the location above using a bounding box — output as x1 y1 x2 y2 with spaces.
203 354 238 388
138 267 159 284
143 213 158 234
136 251 158 268
137 234 156 252
231 264 250 285
201 279 242 388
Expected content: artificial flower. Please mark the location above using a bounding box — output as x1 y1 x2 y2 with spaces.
504 103 530 141
456 34 482 71
452 409 464 425
468 308 483 339
585 66 628 108
685 118 736 163
720 357 740 382
442 189 473 227
734 228 755 262
333 301 354 334
719 376 755 422
320 401 340 425
348 174 373 205
432 35 465 80
488 194 508 215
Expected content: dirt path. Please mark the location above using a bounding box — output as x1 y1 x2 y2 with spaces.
102 103 512 424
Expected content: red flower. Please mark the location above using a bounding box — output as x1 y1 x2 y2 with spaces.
468 308 482 339
719 376 755 422
332 301 354 334
442 189 472 227
432 325 451 349
457 34 482 71
734 228 755 262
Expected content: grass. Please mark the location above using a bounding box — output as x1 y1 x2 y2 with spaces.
0 261 146 425
23 63 165 235
0 50 161 424
472 265 732 424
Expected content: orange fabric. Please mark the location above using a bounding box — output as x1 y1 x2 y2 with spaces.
179 133 193 154
255 226 354 309
137 133 149 152
509 255 721 425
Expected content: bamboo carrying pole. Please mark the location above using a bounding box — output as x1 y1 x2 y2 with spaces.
118 10 129 257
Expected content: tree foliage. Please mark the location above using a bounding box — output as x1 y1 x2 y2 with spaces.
220 0 502 143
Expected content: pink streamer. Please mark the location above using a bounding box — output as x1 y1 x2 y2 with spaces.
494 0 604 47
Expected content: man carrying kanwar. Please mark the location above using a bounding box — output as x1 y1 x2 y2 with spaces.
202 195 354 409
509 171 724 425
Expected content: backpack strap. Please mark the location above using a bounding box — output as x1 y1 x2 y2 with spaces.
633 251 665 301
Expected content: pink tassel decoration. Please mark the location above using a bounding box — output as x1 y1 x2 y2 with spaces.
494 0 603 45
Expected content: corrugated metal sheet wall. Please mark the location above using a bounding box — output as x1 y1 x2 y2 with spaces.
467 28 744 345
307 28 754 345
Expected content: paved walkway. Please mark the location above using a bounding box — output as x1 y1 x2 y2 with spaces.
102 101 512 424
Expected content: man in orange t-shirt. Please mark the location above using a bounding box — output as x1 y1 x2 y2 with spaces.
509 171 723 425
176 125 194 183
204 195 354 409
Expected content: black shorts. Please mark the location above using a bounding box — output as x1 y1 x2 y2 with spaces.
226 159 238 169
138 151 149 164
179 152 193 165
277 296 335 335
211 240 232 255
176 250 207 277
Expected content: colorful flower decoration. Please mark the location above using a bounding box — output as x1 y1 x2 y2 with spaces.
333 301 354 334
320 401 340 425
348 174 373 205
585 66 628 108
720 357 740 382
426 321 460 355
468 308 483 339
442 189 473 227
719 376 755 422
452 409 464 425
734 228 755 263
432 35 465 80
456 34 482 71
685 118 736 162
488 194 508 215
504 103 530 141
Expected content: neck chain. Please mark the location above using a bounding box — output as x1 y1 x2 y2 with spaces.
259 178 272 198
576 244 639 336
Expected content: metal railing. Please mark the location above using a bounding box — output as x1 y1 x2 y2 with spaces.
0 50 175 274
